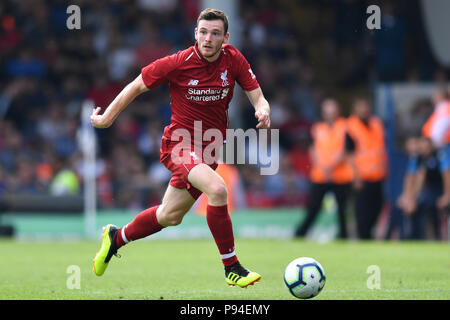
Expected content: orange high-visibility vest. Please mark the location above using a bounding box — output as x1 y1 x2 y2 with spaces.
422 101 450 144
195 163 239 215
309 117 354 184
347 115 387 182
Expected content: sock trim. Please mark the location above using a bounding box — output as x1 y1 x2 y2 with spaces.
121 225 129 244
220 250 236 259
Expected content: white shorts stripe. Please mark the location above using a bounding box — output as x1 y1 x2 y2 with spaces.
121 225 129 244
220 251 236 259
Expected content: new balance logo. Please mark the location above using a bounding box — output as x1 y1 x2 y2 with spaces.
188 79 199 86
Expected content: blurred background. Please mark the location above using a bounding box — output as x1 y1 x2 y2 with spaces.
0 0 449 241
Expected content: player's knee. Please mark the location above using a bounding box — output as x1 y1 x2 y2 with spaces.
157 206 185 226
207 182 228 203
165 215 184 226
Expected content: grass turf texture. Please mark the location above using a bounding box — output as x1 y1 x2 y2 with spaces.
0 239 448 300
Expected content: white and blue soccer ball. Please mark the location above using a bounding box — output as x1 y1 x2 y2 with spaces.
284 257 326 299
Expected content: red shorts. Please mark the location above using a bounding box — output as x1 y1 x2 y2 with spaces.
160 135 218 200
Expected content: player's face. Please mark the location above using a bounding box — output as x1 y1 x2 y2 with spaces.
321 99 339 123
405 137 419 156
418 137 434 156
195 19 229 62
353 100 371 120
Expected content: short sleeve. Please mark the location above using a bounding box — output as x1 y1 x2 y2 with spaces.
407 156 420 174
234 50 259 92
431 116 450 148
141 53 179 89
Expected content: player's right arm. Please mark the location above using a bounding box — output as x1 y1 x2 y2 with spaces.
90 50 182 129
90 74 148 128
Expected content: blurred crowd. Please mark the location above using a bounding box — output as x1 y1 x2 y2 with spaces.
391 88 450 241
0 0 446 215
294 88 449 241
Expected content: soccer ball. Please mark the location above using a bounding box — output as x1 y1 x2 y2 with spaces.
283 257 326 299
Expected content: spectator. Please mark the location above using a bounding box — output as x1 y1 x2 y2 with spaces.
295 99 353 239
387 136 420 240
373 2 409 81
347 97 388 239
401 137 445 240
49 157 80 196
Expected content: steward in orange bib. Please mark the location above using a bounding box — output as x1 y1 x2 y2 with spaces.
295 98 353 239
347 97 387 239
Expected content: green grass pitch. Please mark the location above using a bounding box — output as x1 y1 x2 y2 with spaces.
0 238 449 299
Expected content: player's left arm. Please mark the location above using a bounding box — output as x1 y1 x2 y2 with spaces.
245 87 271 129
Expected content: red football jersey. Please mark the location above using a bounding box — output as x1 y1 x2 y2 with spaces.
141 42 259 145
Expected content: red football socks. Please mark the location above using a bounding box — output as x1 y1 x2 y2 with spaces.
206 204 238 266
115 204 238 266
116 206 163 248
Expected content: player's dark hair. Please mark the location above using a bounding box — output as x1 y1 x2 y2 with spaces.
197 8 229 34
